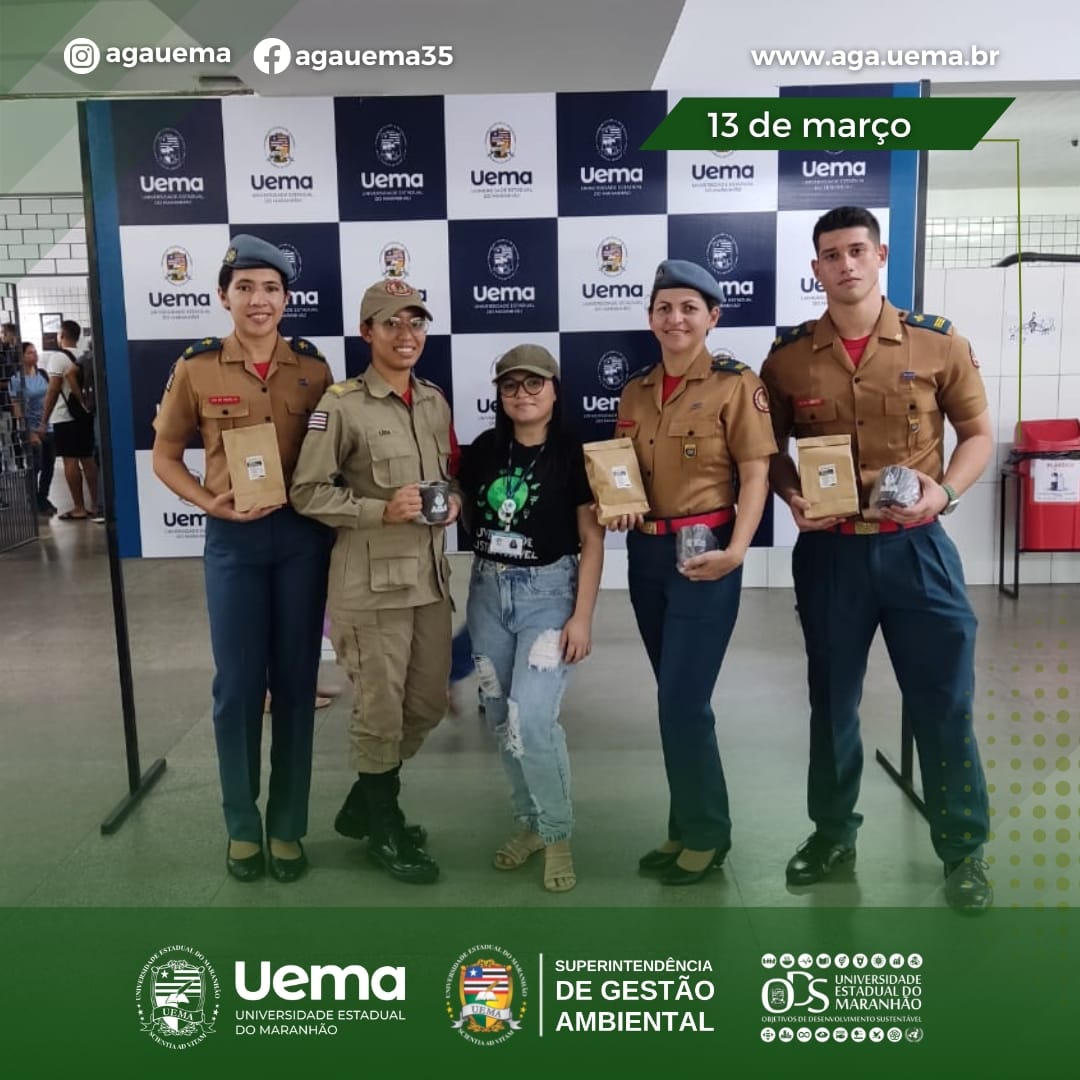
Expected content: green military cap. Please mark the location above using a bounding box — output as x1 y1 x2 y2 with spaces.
493 344 560 382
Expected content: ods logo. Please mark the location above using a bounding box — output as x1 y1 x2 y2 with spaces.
761 972 829 1015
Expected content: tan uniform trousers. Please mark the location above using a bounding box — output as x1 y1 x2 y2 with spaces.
330 597 452 773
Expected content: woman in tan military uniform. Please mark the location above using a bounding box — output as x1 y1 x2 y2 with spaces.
152 234 333 884
608 259 777 885
290 280 458 885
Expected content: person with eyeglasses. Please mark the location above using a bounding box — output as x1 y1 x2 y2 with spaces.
606 259 778 886
152 234 334 885
291 279 459 885
457 345 604 892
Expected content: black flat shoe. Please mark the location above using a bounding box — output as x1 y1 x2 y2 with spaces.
660 850 728 887
638 848 681 871
640 846 730 872
268 842 308 883
226 844 265 882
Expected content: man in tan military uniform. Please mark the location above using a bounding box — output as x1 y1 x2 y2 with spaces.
290 280 457 884
759 206 994 912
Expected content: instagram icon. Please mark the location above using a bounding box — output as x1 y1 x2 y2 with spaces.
64 37 101 74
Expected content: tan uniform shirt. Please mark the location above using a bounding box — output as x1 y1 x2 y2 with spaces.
289 366 454 612
153 333 332 494
615 347 778 518
759 300 987 509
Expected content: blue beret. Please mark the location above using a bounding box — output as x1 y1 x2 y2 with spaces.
222 234 292 280
652 259 722 305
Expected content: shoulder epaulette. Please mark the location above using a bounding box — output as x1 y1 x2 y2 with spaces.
711 356 749 375
903 312 952 335
290 336 326 360
182 337 222 359
626 363 656 383
327 378 362 397
416 375 448 396
769 322 814 354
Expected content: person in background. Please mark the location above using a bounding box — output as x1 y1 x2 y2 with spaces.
39 320 99 521
9 341 56 515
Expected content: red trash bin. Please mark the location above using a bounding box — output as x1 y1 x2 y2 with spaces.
1015 419 1080 551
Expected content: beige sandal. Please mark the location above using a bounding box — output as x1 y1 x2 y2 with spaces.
493 830 544 870
544 839 577 893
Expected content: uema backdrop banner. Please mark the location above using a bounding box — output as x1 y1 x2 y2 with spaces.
82 83 919 558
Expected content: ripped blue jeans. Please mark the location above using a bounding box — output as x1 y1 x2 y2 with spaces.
466 555 578 844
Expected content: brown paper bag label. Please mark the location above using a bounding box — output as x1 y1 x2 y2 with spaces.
222 423 287 512
797 434 859 519
582 437 650 525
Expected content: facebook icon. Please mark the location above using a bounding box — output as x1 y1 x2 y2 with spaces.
253 37 291 75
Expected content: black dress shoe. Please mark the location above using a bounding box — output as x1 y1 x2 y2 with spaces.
368 830 439 883
268 842 309 884
226 845 265 882
944 858 992 913
786 833 856 885
640 846 730 872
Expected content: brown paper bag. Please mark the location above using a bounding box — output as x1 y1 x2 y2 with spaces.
797 434 859 519
582 437 651 525
222 423 287 512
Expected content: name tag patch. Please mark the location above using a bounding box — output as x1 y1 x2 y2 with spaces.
208 395 241 405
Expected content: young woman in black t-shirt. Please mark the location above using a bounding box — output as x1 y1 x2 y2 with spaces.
458 344 604 892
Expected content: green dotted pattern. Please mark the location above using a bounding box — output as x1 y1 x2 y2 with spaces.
981 619 1077 908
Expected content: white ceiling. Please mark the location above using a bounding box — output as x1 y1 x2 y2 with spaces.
928 83 1080 190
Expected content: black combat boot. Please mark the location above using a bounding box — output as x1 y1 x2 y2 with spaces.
335 771 427 845
362 767 439 884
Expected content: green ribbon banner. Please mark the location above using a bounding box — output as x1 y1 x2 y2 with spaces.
3 905 1075 1076
641 97 1014 152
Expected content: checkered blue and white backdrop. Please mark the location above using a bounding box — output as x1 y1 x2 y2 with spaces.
82 84 920 560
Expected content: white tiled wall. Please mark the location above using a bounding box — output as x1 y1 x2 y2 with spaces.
0 195 87 277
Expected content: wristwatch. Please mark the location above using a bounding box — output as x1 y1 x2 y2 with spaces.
940 483 960 515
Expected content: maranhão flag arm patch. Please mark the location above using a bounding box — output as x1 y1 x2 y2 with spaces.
307 410 329 431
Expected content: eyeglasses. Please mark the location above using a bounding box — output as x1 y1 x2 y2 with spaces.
381 315 429 332
497 374 547 397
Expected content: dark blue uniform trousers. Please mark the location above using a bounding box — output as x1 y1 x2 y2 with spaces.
204 507 331 844
627 522 742 852
791 521 989 862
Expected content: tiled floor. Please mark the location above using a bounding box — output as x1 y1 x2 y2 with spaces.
1 515 1076 911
